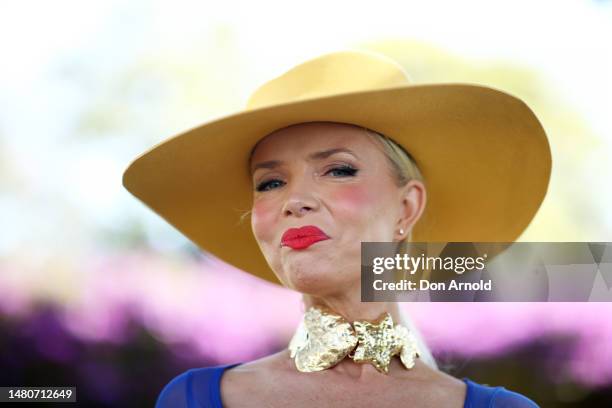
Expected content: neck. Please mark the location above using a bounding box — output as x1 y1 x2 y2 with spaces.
301 292 403 323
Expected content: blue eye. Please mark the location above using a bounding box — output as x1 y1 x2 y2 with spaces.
327 165 358 177
256 179 285 192
255 165 358 192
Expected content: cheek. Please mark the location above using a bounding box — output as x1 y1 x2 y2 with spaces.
330 183 394 242
330 184 378 217
251 199 277 242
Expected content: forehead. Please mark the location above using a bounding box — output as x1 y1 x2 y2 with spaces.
250 122 381 162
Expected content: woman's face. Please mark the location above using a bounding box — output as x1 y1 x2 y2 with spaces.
249 122 424 296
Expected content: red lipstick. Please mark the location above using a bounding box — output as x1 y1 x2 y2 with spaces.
281 225 330 250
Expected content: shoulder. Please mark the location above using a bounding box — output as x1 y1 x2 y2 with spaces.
220 350 300 407
155 364 240 408
464 378 540 408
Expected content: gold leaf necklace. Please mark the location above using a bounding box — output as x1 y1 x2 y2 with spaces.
288 306 420 374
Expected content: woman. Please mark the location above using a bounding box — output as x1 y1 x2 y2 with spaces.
123 50 550 407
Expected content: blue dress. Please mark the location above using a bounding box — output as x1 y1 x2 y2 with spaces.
156 362 539 407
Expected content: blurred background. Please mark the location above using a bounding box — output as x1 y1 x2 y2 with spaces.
1 0 611 406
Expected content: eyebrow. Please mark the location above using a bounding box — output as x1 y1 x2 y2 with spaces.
251 148 359 173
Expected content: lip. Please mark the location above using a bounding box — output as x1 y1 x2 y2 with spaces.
281 225 330 250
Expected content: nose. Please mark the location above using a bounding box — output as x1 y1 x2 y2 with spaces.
281 174 320 218
284 201 313 217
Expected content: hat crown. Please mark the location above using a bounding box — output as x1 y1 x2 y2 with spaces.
246 51 412 110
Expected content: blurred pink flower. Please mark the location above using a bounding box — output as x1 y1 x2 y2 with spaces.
1 252 611 386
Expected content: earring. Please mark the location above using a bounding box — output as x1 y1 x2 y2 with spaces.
399 228 404 235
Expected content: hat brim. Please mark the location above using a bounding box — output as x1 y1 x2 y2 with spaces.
123 83 551 285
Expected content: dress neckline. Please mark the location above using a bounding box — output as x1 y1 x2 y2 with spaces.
215 362 472 408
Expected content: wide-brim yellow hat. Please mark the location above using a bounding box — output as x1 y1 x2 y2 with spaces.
122 50 552 285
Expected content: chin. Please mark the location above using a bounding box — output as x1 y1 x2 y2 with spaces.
284 264 345 296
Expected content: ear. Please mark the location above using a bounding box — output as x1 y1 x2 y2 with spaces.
394 179 427 241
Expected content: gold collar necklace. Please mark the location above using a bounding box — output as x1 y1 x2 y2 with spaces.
288 306 420 374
